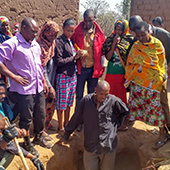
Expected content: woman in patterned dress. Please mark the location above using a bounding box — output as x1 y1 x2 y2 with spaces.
125 21 167 149
102 19 134 104
54 18 83 133
37 21 59 132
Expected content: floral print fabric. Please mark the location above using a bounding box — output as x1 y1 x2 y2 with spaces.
128 81 165 127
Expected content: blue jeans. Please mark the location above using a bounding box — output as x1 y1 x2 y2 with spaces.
76 67 98 107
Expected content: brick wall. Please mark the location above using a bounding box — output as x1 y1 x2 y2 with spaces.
0 0 79 35
131 0 170 32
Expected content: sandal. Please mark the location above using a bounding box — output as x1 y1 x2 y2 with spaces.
152 138 168 150
41 132 53 141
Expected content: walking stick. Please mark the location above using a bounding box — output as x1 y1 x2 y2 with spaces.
2 116 29 170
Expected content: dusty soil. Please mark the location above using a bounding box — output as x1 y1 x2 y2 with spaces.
6 79 170 170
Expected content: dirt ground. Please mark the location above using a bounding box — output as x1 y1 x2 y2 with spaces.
6 75 170 170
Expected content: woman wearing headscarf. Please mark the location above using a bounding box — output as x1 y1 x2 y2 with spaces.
0 16 13 88
103 19 134 104
37 21 59 132
0 16 12 44
125 21 166 149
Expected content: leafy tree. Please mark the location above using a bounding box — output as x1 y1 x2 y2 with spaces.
122 0 131 20
115 0 131 20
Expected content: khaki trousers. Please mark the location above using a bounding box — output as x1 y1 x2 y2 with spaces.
83 149 116 170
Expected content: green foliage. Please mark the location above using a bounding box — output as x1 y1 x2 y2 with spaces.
114 0 131 20
122 0 131 20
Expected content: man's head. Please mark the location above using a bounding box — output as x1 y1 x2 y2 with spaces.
21 17 39 43
0 79 6 103
134 21 150 44
95 80 110 103
129 15 143 32
0 79 6 129
152 16 163 27
83 9 95 30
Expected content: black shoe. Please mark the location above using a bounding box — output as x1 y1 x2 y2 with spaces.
76 124 82 132
32 134 52 149
22 142 39 157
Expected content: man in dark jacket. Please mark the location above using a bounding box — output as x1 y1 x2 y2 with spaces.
58 80 129 170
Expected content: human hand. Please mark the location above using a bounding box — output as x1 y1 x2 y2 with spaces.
56 137 67 145
49 87 55 99
113 34 120 45
15 127 27 138
31 156 45 170
75 50 84 60
2 124 18 143
43 81 49 97
13 75 30 86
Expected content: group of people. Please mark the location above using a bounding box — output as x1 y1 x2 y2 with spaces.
0 8 169 170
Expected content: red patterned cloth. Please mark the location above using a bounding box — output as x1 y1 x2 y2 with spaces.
55 72 77 110
128 81 165 127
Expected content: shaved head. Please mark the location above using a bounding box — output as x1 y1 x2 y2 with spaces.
96 80 110 91
95 80 110 103
129 15 143 32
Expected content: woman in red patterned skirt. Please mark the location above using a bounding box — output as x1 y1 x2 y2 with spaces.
55 18 83 133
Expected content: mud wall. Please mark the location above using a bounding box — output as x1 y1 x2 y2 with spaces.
131 0 170 32
0 0 79 34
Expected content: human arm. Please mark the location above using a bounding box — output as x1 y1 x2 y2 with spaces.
44 65 51 88
43 65 55 98
0 124 18 159
0 63 30 86
29 155 45 170
15 127 27 138
42 75 49 96
0 42 30 86
105 34 120 61
153 27 170 64
55 38 82 67
113 98 129 128
4 140 44 170
57 97 85 144
157 42 166 79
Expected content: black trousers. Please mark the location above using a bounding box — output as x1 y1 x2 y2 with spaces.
12 91 45 134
